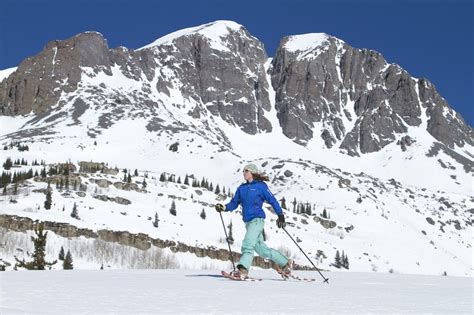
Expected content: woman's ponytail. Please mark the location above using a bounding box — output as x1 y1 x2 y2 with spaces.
253 173 269 181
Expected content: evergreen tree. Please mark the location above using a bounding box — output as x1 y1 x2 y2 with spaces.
14 222 57 270
41 167 46 178
2 186 6 195
334 250 341 268
227 221 234 245
134 169 139 176
170 201 177 216
142 179 147 189
214 184 220 195
153 212 159 228
342 252 349 269
44 183 52 210
71 202 79 219
63 250 73 270
184 174 189 185
58 246 65 260
200 208 206 220
123 172 127 182
159 173 166 182
280 197 287 210
297 202 303 214
322 208 328 219
127 174 132 183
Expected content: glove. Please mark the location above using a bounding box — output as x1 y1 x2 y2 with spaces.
276 214 286 228
215 203 225 212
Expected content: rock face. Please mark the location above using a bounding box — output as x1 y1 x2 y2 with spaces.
270 33 473 155
0 21 472 156
139 21 272 134
0 32 110 115
0 214 317 270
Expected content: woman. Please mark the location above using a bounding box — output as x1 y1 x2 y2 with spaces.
215 163 293 280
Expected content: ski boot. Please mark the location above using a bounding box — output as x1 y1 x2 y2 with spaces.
232 265 248 280
278 259 294 280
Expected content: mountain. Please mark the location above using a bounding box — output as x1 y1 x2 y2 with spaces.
272 33 472 154
0 20 472 276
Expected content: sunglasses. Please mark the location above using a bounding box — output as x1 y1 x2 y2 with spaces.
243 169 250 173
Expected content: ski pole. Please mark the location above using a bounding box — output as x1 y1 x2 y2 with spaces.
282 227 329 283
218 210 236 271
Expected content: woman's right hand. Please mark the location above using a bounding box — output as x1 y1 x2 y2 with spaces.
215 203 225 212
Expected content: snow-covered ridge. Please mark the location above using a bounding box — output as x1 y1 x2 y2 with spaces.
281 33 339 60
0 67 17 81
283 33 330 52
138 20 244 51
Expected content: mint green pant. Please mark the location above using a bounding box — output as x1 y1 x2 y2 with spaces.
238 218 289 270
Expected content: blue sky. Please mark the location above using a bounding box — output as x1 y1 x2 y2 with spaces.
1 0 472 126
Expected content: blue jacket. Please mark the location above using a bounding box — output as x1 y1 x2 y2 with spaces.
225 180 283 222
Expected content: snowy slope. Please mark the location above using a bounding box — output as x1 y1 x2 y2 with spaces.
0 67 17 81
1 269 472 314
0 156 471 277
282 33 331 59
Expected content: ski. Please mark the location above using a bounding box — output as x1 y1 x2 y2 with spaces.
221 270 262 282
286 274 317 282
274 264 317 282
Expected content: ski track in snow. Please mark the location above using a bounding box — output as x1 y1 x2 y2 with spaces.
0 269 471 314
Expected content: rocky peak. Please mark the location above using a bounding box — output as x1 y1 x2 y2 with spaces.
271 32 473 154
0 31 111 115
138 20 272 134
